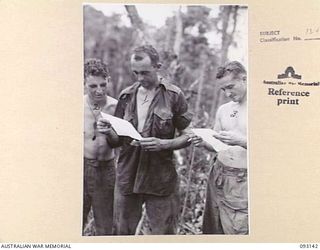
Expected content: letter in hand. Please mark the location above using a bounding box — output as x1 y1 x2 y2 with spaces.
97 117 112 135
187 133 204 147
139 137 164 151
213 131 245 146
130 140 140 147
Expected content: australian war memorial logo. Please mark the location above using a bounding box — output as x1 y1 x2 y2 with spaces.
263 66 319 106
277 66 301 79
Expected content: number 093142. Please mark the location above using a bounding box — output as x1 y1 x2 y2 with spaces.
300 244 319 249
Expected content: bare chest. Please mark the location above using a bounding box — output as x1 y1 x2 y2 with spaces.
220 104 247 135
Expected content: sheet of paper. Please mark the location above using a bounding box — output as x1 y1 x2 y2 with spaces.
2 0 320 243
192 128 230 152
100 112 142 140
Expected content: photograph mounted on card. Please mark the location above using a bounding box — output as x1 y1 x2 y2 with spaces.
82 3 248 236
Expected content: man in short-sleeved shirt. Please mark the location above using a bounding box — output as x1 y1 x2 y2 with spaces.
105 45 192 235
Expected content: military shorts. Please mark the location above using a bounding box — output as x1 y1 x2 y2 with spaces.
202 156 248 234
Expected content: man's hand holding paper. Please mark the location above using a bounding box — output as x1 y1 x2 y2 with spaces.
190 128 231 152
100 112 142 140
139 137 166 151
187 133 204 147
97 117 113 135
214 131 247 149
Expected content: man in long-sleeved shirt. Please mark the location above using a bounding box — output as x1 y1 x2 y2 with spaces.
99 45 192 235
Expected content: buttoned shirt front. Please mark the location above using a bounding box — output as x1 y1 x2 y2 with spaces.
114 80 192 196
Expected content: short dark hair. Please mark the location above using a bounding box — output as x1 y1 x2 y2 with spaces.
84 58 110 79
132 45 160 67
216 61 246 80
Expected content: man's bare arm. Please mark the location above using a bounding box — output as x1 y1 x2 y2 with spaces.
105 128 121 147
161 129 191 150
96 117 121 147
214 131 247 149
138 128 191 151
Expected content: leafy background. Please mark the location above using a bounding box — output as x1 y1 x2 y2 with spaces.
83 4 247 235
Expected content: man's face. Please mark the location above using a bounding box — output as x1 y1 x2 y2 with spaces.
219 74 247 103
130 52 158 89
85 75 108 102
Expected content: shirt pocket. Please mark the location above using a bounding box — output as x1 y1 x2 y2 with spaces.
153 108 174 138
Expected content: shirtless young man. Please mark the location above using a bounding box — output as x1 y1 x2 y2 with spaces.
191 61 248 234
83 59 117 235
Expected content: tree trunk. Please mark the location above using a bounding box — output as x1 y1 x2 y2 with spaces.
209 6 239 124
180 54 207 227
173 7 183 56
220 5 239 65
125 5 150 44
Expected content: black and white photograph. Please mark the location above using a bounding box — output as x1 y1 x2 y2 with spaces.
82 3 248 236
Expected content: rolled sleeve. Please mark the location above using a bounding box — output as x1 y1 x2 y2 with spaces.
172 91 193 130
